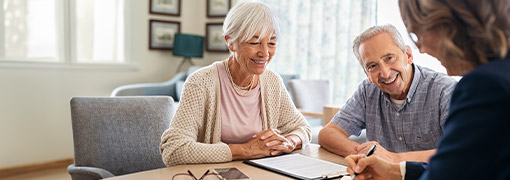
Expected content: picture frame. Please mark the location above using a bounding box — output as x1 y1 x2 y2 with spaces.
149 0 181 16
230 0 239 8
207 0 229 17
206 23 228 52
149 20 181 50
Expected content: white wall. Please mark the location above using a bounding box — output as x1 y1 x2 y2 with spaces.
0 0 229 168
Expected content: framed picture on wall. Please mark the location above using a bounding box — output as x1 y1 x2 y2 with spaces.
149 0 181 16
207 0 229 17
206 23 228 52
149 20 181 50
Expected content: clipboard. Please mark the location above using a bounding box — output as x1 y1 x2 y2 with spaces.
243 153 348 180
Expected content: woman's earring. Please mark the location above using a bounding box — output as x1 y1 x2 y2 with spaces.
229 44 235 52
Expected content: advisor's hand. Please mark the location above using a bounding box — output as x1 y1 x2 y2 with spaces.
345 154 401 180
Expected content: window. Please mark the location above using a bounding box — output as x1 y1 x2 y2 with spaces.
75 0 124 63
376 0 447 74
0 0 126 65
1 0 60 62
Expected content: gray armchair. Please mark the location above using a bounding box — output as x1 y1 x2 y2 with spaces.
67 96 175 180
288 79 330 116
111 66 202 102
279 74 300 91
288 79 330 144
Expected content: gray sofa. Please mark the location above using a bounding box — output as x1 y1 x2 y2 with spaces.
111 66 202 101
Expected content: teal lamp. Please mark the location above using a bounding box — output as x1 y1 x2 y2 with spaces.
173 33 204 72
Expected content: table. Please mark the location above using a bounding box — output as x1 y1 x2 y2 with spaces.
106 144 349 180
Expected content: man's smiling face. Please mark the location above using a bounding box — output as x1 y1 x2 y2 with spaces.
359 32 414 100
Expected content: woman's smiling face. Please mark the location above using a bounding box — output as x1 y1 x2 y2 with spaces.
232 32 277 75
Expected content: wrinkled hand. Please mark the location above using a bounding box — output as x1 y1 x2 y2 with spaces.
356 141 401 163
253 129 297 156
231 129 299 160
239 134 273 159
345 154 401 180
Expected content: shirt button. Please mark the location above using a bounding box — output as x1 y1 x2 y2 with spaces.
396 112 400 116
399 136 403 141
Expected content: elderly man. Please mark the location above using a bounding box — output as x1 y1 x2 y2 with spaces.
318 24 457 163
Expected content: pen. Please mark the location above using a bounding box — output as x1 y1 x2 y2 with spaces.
321 173 351 179
351 144 377 180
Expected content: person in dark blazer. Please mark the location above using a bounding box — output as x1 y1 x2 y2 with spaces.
344 0 510 179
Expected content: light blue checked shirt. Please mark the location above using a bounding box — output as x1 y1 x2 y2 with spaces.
332 64 457 152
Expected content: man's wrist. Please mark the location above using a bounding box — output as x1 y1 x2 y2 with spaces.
393 152 404 162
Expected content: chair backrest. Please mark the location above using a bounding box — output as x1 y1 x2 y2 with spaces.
280 74 300 91
70 96 175 176
288 79 330 113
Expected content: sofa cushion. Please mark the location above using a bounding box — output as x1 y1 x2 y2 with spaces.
175 80 185 101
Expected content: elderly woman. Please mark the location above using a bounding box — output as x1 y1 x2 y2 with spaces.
160 1 311 166
345 0 510 179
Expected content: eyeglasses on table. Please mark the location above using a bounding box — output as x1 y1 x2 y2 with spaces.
172 169 218 180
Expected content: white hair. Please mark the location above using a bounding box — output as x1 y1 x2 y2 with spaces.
352 24 406 65
223 1 281 49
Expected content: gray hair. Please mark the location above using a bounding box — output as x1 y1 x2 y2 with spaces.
223 1 281 49
352 24 406 65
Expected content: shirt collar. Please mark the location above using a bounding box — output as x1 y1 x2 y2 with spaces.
405 63 421 103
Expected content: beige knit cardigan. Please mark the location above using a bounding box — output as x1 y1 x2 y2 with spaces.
160 61 311 166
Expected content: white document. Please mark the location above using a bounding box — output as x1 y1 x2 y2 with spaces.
246 153 348 180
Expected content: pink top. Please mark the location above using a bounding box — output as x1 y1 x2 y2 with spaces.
216 62 263 144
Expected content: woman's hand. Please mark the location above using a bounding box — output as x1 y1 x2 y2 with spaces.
230 129 302 160
229 129 284 159
229 134 272 160
345 154 402 180
254 129 301 155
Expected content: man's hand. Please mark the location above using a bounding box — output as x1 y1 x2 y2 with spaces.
356 141 402 163
345 154 402 180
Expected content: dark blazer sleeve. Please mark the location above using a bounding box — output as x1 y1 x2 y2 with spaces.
417 62 510 180
405 162 428 180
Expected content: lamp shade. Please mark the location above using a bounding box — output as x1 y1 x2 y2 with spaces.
173 33 204 58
